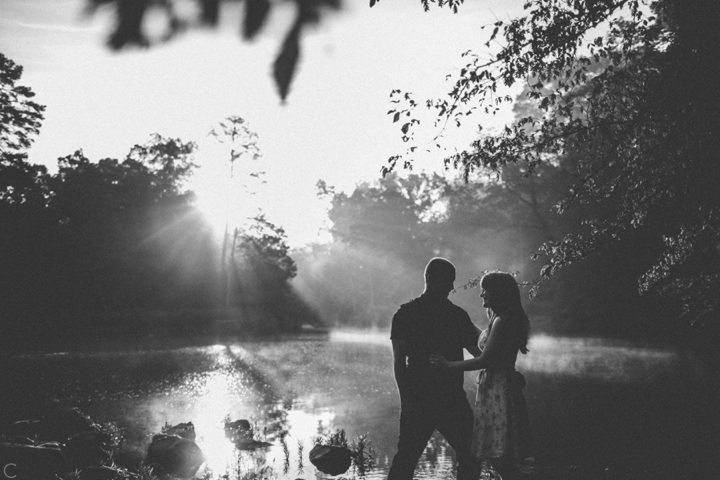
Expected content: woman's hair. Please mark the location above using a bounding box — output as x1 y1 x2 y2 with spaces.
480 271 530 354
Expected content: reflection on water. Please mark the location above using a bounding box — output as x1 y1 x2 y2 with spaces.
1 332 702 480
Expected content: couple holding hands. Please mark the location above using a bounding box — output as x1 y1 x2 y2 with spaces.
388 258 532 480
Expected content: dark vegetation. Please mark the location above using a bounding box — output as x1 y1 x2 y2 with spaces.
0 54 320 350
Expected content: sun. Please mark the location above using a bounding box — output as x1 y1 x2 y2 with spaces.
188 140 334 248
189 154 264 238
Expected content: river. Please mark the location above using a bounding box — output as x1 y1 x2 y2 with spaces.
0 331 707 479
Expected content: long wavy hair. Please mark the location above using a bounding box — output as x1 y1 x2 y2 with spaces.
481 272 530 354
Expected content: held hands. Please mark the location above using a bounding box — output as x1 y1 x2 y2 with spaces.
429 353 449 370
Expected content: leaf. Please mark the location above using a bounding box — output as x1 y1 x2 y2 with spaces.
243 0 271 40
107 0 150 49
393 112 400 123
200 0 220 25
273 20 302 102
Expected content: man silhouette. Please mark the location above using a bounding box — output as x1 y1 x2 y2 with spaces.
388 257 481 480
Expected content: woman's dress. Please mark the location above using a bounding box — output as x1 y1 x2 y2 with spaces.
470 317 531 462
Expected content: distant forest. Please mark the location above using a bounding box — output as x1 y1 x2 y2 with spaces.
294 168 678 341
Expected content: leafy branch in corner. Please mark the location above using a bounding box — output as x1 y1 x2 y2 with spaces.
84 0 340 101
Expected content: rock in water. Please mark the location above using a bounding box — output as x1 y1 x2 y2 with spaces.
145 434 204 478
309 444 352 475
163 421 196 440
224 419 253 442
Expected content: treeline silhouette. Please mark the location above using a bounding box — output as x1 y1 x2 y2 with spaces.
293 166 680 341
1 137 320 350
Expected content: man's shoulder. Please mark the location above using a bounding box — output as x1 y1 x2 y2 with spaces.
401 296 424 308
394 296 423 316
444 299 471 318
394 296 470 318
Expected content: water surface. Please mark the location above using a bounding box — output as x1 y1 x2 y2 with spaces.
0 332 704 479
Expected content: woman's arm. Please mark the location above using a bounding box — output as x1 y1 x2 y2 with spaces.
431 316 509 372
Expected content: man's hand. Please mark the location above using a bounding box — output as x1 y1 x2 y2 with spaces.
429 353 449 369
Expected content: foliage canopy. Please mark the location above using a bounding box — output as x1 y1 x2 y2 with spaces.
384 0 720 330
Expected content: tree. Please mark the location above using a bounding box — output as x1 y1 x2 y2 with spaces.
0 54 52 342
1 128 218 345
0 53 48 221
231 214 317 332
46 139 214 315
325 173 442 266
208 115 263 309
234 214 297 292
384 0 720 335
0 54 45 158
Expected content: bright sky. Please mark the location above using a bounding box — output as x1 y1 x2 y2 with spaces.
1 0 525 246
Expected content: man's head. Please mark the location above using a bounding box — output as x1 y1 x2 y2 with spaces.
424 257 456 297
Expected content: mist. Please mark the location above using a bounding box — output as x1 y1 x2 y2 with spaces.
288 169 680 343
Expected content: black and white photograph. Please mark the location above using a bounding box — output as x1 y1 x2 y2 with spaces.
1 1 718 479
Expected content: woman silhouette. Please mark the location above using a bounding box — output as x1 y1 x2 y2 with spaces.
431 271 531 480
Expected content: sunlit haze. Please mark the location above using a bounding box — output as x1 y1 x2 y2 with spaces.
1 0 524 246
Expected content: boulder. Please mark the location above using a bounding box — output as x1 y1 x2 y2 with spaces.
0 442 69 480
163 421 196 440
309 444 352 476
145 434 204 478
224 419 253 443
223 419 271 450
62 431 112 469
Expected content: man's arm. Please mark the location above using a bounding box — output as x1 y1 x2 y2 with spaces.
392 338 409 404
